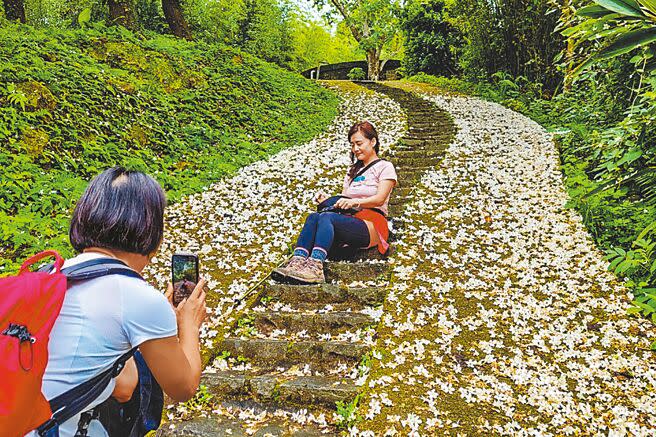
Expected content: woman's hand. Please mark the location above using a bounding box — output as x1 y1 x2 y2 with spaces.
314 191 329 204
166 279 208 331
334 198 360 209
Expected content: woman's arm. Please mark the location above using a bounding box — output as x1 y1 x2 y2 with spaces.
112 357 138 403
138 280 207 402
335 179 396 210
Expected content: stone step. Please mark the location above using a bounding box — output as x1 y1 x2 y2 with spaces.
272 260 388 285
394 186 414 198
328 245 388 262
264 283 385 307
396 156 444 168
324 260 388 283
395 165 435 172
253 310 376 336
404 133 454 141
202 371 358 408
392 149 444 160
217 337 367 368
160 415 334 437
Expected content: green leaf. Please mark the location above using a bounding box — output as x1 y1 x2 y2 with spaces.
638 0 656 15
596 0 645 17
650 340 656 350
78 8 92 26
633 300 656 314
617 149 643 165
577 4 615 17
627 306 644 314
597 28 656 60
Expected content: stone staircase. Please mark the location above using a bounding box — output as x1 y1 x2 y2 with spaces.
159 82 455 436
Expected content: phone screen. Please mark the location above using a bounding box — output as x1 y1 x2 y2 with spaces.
172 253 199 306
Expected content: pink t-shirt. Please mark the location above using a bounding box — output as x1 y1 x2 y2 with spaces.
342 160 398 216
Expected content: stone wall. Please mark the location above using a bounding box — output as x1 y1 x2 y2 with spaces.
301 60 401 80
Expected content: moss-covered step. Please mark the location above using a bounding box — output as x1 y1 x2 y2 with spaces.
217 337 367 369
263 283 385 308
253 310 375 336
323 261 388 283
159 414 333 436
201 371 358 407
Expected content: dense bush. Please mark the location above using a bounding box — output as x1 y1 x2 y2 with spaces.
347 67 366 80
401 0 564 92
0 21 339 273
400 0 460 77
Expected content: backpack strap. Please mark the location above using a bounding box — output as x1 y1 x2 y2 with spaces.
348 158 383 186
36 258 144 436
38 258 143 281
37 347 137 437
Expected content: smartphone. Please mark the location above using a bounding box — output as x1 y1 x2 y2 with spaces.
172 252 199 306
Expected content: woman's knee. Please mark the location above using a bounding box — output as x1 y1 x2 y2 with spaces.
318 212 339 225
305 212 321 224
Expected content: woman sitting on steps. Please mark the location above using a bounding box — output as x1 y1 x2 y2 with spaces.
275 121 397 284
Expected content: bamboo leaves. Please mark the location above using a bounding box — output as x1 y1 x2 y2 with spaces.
597 27 656 59
570 0 656 76
596 0 644 17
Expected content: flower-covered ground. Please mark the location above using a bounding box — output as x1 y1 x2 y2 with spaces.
352 82 656 436
145 81 406 362
146 79 656 435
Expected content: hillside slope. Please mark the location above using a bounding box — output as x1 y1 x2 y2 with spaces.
0 22 338 272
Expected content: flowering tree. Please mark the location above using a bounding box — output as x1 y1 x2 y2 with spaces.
312 0 400 80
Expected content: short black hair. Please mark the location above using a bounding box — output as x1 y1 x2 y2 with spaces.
69 167 167 255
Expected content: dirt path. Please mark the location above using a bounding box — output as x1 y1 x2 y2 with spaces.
353 82 656 436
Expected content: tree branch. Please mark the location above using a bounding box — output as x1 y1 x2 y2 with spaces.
328 0 363 41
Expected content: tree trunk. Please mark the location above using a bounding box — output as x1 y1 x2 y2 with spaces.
366 49 381 81
162 0 192 40
3 0 25 23
108 0 135 28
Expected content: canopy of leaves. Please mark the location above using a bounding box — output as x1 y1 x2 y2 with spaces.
400 0 461 77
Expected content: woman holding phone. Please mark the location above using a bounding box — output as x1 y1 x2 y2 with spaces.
27 167 207 436
274 121 397 284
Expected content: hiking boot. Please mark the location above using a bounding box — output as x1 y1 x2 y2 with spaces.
286 257 325 284
273 256 307 278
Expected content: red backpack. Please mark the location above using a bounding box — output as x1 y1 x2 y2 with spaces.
0 250 139 437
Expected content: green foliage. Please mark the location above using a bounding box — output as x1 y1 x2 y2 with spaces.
347 67 366 80
288 20 362 71
441 0 564 91
556 0 656 309
400 0 460 77
18 0 363 73
183 384 214 409
236 314 257 336
0 21 338 274
312 0 401 75
187 0 364 71
335 393 362 429
567 0 656 77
